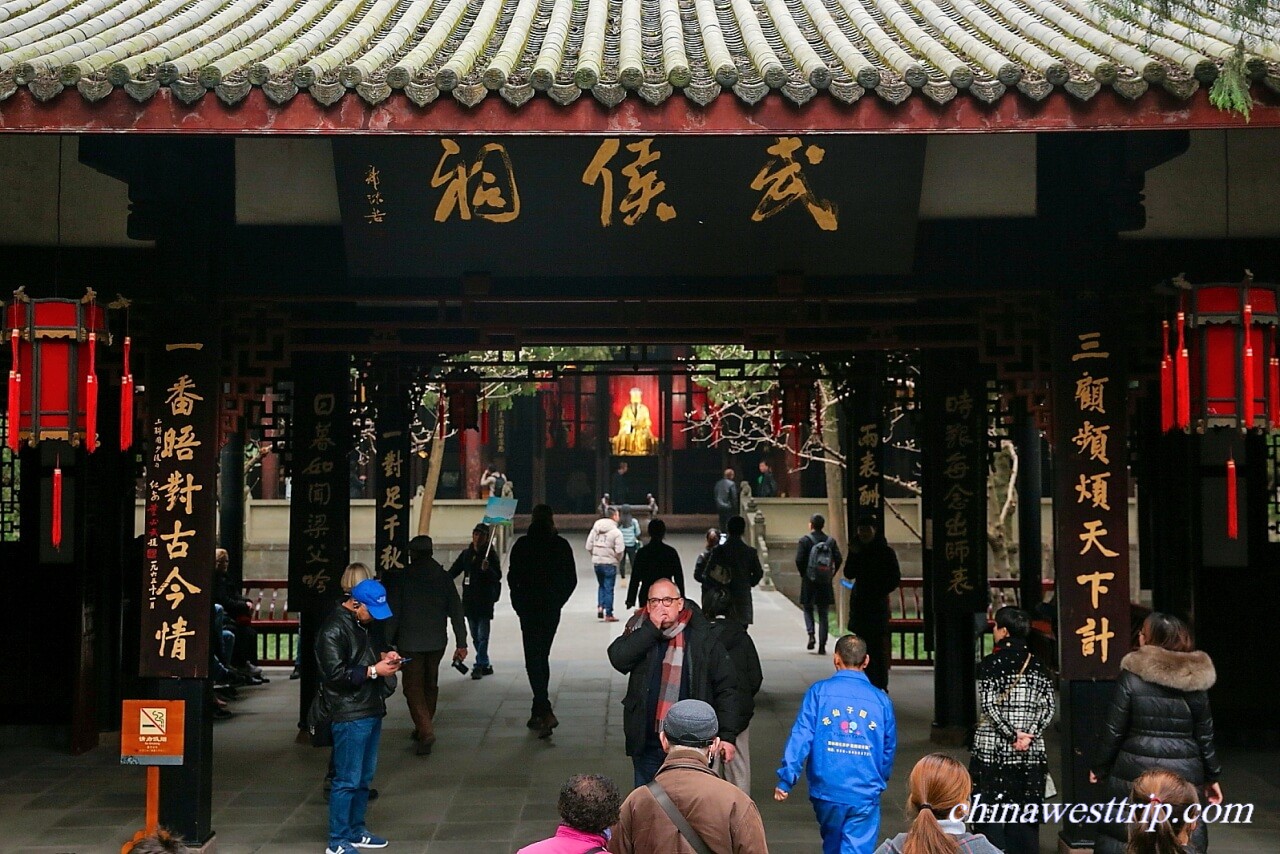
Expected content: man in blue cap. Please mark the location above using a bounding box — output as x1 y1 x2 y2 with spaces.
317 577 403 854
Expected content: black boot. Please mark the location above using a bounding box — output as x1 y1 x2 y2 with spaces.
806 633 816 651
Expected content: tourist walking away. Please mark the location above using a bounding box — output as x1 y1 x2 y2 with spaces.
754 460 778 498
317 578 402 854
618 505 642 579
509 504 579 738
714 469 739 533
480 463 507 497
874 754 1002 854
610 699 769 854
797 513 843 655
608 579 741 787
448 523 502 680
1090 613 1222 854
704 596 763 796
612 460 631 505
625 518 685 611
383 535 468 756
517 774 622 854
1124 770 1202 854
968 606 1056 854
697 515 764 625
776 634 897 854
587 506 626 622
843 514 901 690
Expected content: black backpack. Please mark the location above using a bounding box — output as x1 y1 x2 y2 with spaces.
806 535 836 583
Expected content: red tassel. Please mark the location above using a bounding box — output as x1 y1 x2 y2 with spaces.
1242 302 1255 430
6 329 19 453
1160 320 1173 433
84 332 98 452
1176 311 1191 429
1226 456 1238 540
52 457 63 550
120 336 134 451
770 393 782 438
479 406 490 445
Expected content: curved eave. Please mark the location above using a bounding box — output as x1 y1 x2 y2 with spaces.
0 83 1277 133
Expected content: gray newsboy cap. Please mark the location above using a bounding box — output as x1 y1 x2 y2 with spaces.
662 699 719 746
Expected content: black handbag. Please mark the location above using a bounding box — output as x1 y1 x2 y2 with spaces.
307 691 334 748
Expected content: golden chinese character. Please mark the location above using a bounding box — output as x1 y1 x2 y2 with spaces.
364 165 380 191
1076 570 1116 608
156 616 196 661
382 513 401 540
857 484 880 507
749 137 838 231
944 511 967 538
1072 332 1110 361
302 457 334 476
382 486 404 511
858 424 879 448
304 513 330 539
582 138 678 227
313 394 336 416
1076 617 1115 661
430 140 521 224
947 567 974 595
1075 472 1112 511
858 450 879 479
943 483 973 511
945 540 970 562
302 572 329 592
165 375 203 417
1075 372 1109 414
161 425 202 461
365 209 387 224
366 192 384 207
382 449 403 479
1078 519 1120 558
311 423 334 452
944 424 973 449
307 482 332 505
1071 421 1111 465
160 471 203 515
943 452 969 481
305 545 329 565
161 566 202 609
379 544 405 572
160 520 196 560
945 391 974 419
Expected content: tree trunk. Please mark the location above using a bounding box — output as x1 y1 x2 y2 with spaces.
417 412 447 536
821 383 847 632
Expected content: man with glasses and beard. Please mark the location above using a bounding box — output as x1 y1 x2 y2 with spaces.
608 578 741 787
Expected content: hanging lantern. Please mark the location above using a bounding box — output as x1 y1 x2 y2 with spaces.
445 373 480 432
1178 276 1280 432
779 366 812 427
770 390 782 437
3 288 120 452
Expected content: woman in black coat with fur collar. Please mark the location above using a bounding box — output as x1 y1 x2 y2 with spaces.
1090 613 1223 854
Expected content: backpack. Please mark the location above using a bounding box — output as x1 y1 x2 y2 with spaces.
703 546 736 587
806 535 836 583
490 473 506 496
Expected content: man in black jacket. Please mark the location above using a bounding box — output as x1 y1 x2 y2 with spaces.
607 578 741 788
843 514 901 690
508 504 578 738
704 595 763 796
624 519 685 611
316 578 402 854
714 515 765 625
383 535 468 756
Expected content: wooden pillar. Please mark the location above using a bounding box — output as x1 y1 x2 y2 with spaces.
218 430 245 588
1052 296 1130 847
1013 407 1044 612
921 349 988 741
287 353 352 734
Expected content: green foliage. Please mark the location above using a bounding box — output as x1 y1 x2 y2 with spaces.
1209 46 1253 121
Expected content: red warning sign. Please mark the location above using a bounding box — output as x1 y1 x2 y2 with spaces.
120 700 185 766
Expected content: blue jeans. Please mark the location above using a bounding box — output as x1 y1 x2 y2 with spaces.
594 564 618 616
632 738 666 788
811 798 880 854
330 716 382 848
469 616 491 668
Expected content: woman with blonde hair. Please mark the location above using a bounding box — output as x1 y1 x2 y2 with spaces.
875 754 1001 854
1126 770 1200 854
341 562 377 593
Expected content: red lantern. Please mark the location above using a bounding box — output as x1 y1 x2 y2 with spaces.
3 289 115 451
779 366 812 427
1183 278 1279 431
445 374 480 432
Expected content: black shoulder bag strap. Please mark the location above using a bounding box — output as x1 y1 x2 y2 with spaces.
646 779 715 854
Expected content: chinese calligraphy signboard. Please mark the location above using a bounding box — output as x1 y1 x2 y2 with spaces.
374 387 410 577
141 338 217 678
924 352 988 613
121 699 186 766
333 136 925 278
1053 313 1130 680
846 364 885 524
287 356 351 612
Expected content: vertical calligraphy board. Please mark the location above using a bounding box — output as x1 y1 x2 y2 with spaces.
374 385 411 576
924 352 989 614
287 356 351 612
847 359 886 524
1054 309 1130 680
141 332 218 678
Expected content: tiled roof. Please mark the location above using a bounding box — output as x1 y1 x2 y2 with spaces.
1 0 1277 109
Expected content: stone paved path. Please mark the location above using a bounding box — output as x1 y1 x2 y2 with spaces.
0 535 1275 853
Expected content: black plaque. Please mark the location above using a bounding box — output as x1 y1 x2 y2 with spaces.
334 136 925 279
847 358 886 524
141 333 218 678
374 384 411 575
287 356 351 612
1053 306 1130 680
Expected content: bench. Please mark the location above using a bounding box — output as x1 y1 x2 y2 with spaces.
888 578 1056 667
242 580 299 666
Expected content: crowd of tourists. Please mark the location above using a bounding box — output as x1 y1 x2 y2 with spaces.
203 466 1224 854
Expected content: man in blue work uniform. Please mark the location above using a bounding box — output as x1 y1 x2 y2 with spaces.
774 634 897 854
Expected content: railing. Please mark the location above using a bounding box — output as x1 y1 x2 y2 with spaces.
243 580 299 666
888 578 1056 667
